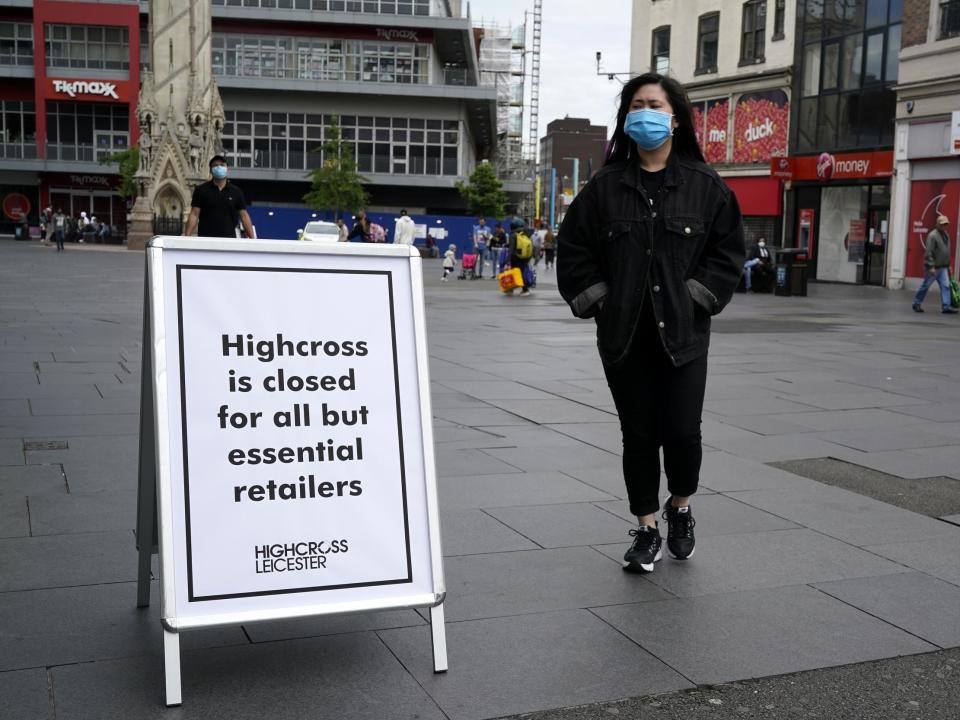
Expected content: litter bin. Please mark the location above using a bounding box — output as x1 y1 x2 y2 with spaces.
790 263 808 297
774 248 804 297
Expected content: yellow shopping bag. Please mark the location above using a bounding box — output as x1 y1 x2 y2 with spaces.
498 267 524 293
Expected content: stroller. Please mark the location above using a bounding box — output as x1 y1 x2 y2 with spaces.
458 252 479 280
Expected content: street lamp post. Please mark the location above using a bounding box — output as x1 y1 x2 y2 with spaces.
562 156 580 199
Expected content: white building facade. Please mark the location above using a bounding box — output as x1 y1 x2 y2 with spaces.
630 0 797 245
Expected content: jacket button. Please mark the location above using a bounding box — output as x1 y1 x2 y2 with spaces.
651 211 657 218
608 231 613 237
646 249 651 255
658 321 665 329
684 226 691 234
653 285 661 292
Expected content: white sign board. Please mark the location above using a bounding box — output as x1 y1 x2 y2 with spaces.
147 238 444 636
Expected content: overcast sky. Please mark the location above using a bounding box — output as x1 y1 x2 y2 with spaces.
470 0 633 146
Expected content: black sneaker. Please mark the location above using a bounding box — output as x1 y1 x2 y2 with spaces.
912 304 924 313
622 525 662 573
662 498 696 560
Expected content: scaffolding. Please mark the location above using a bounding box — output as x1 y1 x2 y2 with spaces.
477 0 541 200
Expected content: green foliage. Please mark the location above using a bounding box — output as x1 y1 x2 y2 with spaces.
303 118 369 220
100 146 139 199
456 161 507 219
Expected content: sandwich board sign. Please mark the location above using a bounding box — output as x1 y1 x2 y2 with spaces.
135 237 446 706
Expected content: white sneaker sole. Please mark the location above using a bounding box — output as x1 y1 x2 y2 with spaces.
622 548 662 573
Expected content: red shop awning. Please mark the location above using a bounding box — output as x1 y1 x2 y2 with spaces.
722 176 782 217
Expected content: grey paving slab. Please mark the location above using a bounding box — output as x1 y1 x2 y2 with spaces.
594 529 907 597
865 536 960 586
243 608 425 642
485 502 636 548
434 406 534 426
780 407 930 431
0 382 102 401
440 508 540 555
0 414 139 439
379 610 691 720
0 582 246 671
733 485 960 546
25 488 137 535
35 373 125 388
0 495 29 538
27 397 140 416
0 463 67 496
819 424 959 452
544 422 623 454
788 391 920 410
592 585 936 686
690 451 822 492
436 471 615 511
0 530 137 591
436 447 524 477
0 668 49 720
814 572 960 648
0 438 23 465
595 493 801 536
440 546 670 622
483 443 622 474
703 397 821 416
0 399 30 417
50 631 445 720
557 465 629 499
712 432 849 462
828 447 960 480
486 398 615 424
943 513 960 525
36 361 126 375
435 379 560 401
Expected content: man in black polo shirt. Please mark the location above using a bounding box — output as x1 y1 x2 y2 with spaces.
184 155 256 238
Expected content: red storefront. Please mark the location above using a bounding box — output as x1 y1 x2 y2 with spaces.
0 0 139 238
773 150 894 285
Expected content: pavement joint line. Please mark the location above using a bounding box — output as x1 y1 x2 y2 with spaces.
25 496 32 537
371 628 454 720
584 606 699 688
477 508 547 550
45 667 57 720
806 583 945 651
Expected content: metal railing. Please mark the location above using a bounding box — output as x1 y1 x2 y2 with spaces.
941 0 960 39
45 143 116 163
0 142 38 160
210 0 451 16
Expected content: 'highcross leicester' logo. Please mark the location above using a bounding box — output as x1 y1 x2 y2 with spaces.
52 80 119 99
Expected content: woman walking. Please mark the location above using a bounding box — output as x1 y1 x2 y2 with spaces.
558 74 744 573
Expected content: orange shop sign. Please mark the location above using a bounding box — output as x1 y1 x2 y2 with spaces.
770 151 893 181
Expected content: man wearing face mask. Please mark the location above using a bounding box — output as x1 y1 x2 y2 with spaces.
743 237 772 292
184 155 256 239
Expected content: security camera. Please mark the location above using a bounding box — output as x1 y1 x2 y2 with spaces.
596 51 602 62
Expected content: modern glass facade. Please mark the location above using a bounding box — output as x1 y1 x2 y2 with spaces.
44 24 130 72
795 0 902 153
211 0 432 14
212 34 430 83
0 100 37 159
45 101 129 161
0 22 33 67
222 110 460 176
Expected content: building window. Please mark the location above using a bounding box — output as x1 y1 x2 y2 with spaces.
741 0 767 64
45 24 129 71
0 100 37 159
651 26 670 74
211 34 430 84
773 0 786 39
45 102 128 162
941 0 960 39
221 111 459 176
210 0 431 14
696 13 719 73
0 22 33 66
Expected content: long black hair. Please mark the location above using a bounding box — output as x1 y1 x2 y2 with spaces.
604 73 705 166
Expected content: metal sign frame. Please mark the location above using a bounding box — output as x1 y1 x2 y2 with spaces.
136 237 447 706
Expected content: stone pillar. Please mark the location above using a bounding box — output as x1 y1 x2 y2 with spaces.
127 0 224 250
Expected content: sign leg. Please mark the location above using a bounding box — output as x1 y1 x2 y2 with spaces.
163 628 182 706
136 268 157 608
430 604 448 674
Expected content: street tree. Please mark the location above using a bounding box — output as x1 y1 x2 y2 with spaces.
303 118 368 221
456 160 507 219
100 146 140 200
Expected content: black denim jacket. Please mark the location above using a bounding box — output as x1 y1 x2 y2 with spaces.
557 153 744 368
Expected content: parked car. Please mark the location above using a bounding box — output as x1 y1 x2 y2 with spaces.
298 221 340 242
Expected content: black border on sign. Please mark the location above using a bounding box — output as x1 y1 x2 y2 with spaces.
175 264 414 602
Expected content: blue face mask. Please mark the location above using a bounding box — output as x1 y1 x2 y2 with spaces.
211 165 228 180
624 109 674 151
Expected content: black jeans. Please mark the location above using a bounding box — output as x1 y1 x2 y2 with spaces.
603 300 708 518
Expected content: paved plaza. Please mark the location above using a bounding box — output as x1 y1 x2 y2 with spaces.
1 238 959 719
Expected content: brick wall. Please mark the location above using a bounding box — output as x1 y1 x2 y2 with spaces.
902 0 930 47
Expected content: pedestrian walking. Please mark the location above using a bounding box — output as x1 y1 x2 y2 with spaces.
558 73 744 573
442 243 457 281
912 215 958 314
543 226 557 270
472 217 492 278
53 208 66 251
337 218 349 242
184 155 256 238
489 223 507 278
395 209 415 246
347 211 372 242
508 217 534 296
